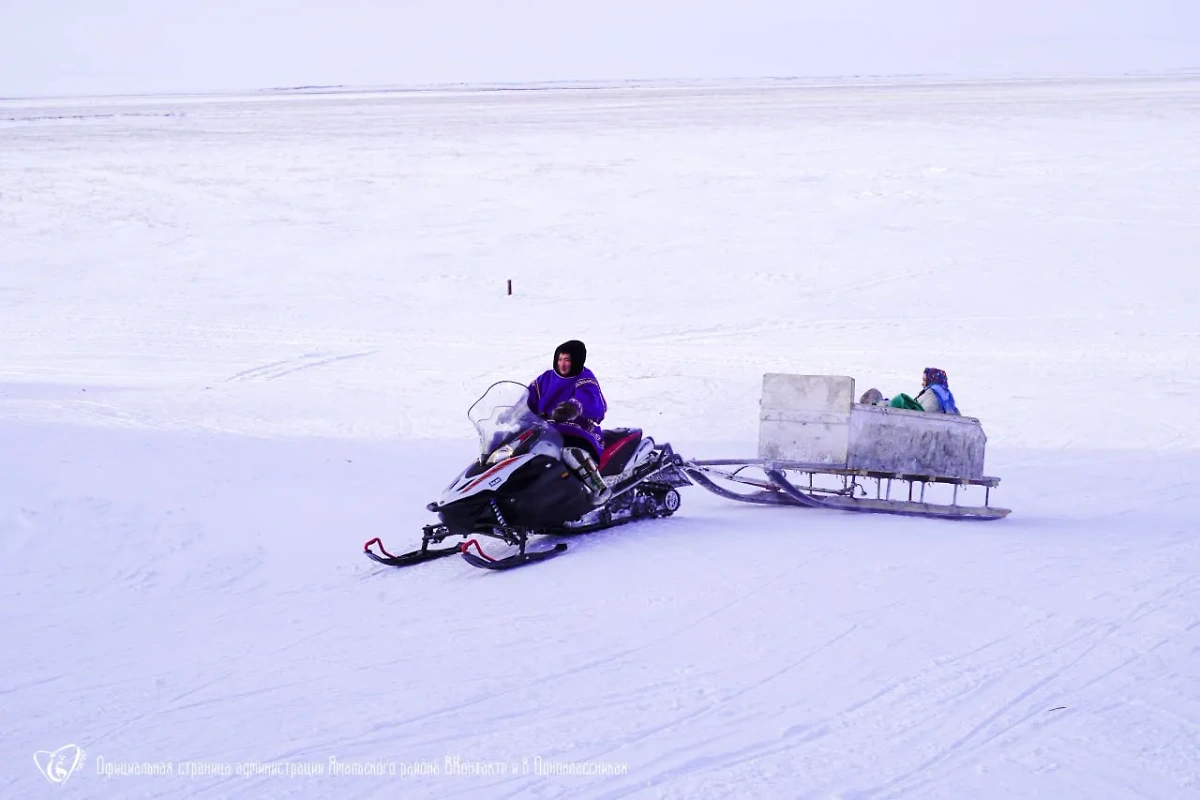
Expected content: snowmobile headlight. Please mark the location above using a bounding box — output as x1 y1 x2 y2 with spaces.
486 443 516 466
485 428 537 466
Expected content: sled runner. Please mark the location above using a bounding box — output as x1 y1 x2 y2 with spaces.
683 460 1007 519
365 381 691 571
683 374 1010 520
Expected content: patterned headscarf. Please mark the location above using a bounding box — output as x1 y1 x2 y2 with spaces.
923 367 949 388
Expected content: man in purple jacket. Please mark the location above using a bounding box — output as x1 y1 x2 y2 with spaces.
527 340 611 504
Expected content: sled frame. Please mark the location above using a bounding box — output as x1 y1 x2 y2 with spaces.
683 459 1009 520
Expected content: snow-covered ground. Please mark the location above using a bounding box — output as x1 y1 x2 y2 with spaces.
3 76 1199 798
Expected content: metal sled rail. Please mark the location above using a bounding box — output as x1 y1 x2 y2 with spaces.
682 465 806 507
683 459 1010 520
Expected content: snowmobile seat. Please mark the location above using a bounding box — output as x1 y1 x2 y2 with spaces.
598 428 644 476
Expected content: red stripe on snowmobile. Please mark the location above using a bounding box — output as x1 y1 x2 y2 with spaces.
598 434 639 472
460 458 519 494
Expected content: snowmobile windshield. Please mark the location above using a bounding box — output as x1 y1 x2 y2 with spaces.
467 381 549 457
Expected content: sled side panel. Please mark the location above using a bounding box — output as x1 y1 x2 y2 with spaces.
757 374 855 464
848 405 987 480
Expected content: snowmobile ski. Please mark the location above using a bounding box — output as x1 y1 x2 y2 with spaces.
458 538 569 570
363 532 460 567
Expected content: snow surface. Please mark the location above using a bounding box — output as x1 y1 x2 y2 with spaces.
3 76 1199 798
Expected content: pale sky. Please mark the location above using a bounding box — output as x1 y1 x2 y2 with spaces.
1 0 1196 97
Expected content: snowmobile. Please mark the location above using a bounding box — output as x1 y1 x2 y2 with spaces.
364 381 692 570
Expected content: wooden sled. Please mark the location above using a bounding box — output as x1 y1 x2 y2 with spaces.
682 373 1011 520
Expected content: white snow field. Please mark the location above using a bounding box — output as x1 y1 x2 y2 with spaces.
3 76 1200 798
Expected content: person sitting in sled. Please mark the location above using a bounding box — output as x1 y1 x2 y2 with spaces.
859 367 961 415
527 340 612 503
912 367 960 414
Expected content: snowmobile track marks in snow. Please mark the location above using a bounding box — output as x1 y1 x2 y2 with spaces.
224 351 379 382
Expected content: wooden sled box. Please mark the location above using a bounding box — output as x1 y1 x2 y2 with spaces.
758 373 987 481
